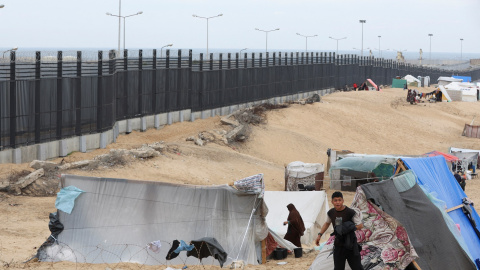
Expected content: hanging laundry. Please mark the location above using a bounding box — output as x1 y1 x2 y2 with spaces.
166 240 181 260
187 237 228 267
174 240 194 253
147 240 162 253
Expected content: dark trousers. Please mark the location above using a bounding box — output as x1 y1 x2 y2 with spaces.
333 245 364 270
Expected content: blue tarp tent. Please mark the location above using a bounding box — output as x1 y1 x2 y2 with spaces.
452 75 472 82
402 156 480 265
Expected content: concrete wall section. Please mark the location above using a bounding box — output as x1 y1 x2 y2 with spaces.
0 89 333 164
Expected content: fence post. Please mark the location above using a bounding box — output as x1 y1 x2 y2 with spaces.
301 52 304 64
266 52 269 67
123 50 129 120
164 49 171 118
219 53 223 69
285 52 288 65
178 49 182 68
210 53 213 70
227 53 231 69
177 49 183 115
138 49 143 116
97 51 103 133
273 52 276 66
199 53 203 71
279 52 282 66
244 53 248 68
34 51 41 143
75 51 82 136
152 49 157 114
296 52 299 65
9 51 16 148
291 52 294 65
235 53 239 69
259 53 263 67
56 51 63 140
252 53 255 68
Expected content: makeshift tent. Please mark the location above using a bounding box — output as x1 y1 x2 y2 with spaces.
310 176 419 270
450 151 479 173
392 78 407 88
285 161 324 191
366 79 380 91
424 150 459 162
453 75 472 82
400 156 480 266
264 191 331 246
329 155 397 191
450 147 480 168
434 85 452 102
403 75 421 85
462 124 480 139
361 170 477 270
444 82 478 102
37 174 269 266
438 76 463 85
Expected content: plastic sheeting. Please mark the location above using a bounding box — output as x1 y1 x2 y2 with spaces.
309 186 418 270
39 174 268 266
362 179 476 270
402 156 480 266
264 191 331 246
286 161 324 178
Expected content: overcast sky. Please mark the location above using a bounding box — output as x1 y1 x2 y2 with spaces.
1 0 479 54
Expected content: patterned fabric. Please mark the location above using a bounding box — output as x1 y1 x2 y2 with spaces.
234 174 265 197
312 187 418 270
286 174 316 191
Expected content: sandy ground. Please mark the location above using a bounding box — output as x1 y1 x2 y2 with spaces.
1 86 480 269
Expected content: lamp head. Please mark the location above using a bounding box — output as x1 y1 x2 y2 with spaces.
255 28 259 30
106 12 112 15
138 11 143 14
275 28 280 30
168 44 173 47
296 33 300 35
12 47 18 51
218 14 223 16
0 4 5 8
359 20 366 23
192 14 197 17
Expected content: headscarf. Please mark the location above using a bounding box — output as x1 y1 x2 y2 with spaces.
286 203 306 236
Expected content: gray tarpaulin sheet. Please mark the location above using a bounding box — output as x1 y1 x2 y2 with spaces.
39 174 268 266
362 180 476 270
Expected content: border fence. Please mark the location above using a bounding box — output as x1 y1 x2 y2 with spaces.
1 49 479 150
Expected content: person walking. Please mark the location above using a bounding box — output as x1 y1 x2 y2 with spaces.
316 191 364 270
283 203 305 248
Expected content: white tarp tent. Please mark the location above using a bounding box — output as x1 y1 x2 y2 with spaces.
444 82 478 102
38 174 269 266
404 75 421 84
264 191 331 246
438 76 463 86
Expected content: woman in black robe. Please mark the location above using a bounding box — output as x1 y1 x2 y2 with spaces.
283 203 306 247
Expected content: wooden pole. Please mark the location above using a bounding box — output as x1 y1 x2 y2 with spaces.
261 239 267 264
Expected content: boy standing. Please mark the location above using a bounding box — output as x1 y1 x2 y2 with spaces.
316 191 364 270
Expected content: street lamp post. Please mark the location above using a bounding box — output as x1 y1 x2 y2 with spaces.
192 13 223 56
107 10 143 53
2 47 17 58
359 20 366 57
329 36 347 55
378 36 382 57
255 28 280 53
460 38 464 60
160 44 173 58
296 33 317 53
428 34 433 60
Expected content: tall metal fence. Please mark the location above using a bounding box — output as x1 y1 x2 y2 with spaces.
1 49 479 150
